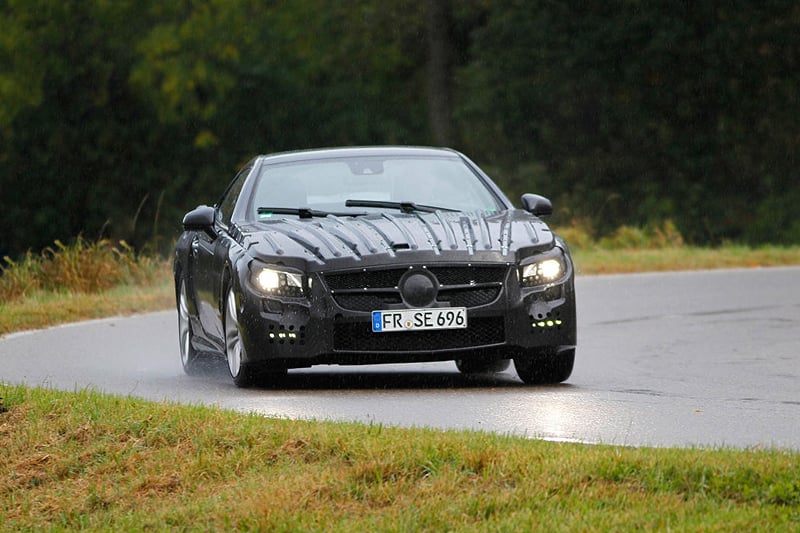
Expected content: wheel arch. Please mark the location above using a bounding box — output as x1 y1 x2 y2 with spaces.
173 260 184 302
219 262 236 318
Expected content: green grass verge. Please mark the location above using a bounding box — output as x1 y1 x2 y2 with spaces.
0 277 174 336
1 237 173 336
1 385 798 531
573 245 800 275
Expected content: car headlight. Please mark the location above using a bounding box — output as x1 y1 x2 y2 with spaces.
520 254 567 288
249 263 305 297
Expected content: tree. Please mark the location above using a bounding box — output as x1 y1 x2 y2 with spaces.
2 1 798 259
459 1 800 243
0 0 179 256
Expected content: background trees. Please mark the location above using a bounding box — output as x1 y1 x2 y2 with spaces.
1 0 798 259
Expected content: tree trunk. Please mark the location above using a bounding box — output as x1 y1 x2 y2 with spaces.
426 0 455 147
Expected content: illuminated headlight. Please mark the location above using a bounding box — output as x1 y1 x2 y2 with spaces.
521 257 565 287
250 264 305 297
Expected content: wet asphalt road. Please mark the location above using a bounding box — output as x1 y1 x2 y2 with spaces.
1 267 798 449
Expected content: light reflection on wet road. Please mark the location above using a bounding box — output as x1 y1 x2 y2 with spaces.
2 267 798 449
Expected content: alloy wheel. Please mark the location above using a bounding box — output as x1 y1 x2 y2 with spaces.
225 288 243 378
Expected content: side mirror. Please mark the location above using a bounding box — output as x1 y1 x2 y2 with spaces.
520 194 553 217
182 205 215 231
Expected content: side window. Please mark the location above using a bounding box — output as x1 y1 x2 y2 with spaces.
217 164 252 227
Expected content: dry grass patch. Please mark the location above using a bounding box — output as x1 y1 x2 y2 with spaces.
0 237 173 335
0 278 173 336
573 245 800 275
1 237 164 302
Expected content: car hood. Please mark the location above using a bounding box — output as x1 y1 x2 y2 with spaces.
236 210 556 271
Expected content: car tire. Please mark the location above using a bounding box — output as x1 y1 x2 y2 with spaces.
513 347 575 385
177 277 206 375
455 357 511 375
224 286 287 388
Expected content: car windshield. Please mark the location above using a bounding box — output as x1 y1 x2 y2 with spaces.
247 155 502 220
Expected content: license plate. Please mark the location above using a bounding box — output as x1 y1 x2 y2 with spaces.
371 307 467 332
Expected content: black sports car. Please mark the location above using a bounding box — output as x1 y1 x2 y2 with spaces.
174 146 576 387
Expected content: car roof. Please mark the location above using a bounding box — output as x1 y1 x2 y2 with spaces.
256 146 463 165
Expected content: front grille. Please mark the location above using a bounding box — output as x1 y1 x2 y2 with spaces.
331 293 402 311
324 269 405 290
333 316 505 352
324 265 507 312
426 266 506 286
437 287 501 308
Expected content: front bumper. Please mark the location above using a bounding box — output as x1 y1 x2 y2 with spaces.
235 263 577 369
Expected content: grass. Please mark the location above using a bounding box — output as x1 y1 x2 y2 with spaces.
0 238 173 336
572 245 800 275
1 385 798 531
559 220 800 274
0 280 174 336
0 237 165 301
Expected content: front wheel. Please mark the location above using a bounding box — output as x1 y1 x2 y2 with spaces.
514 348 575 385
224 286 286 388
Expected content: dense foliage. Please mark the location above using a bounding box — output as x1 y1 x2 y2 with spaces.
1 1 798 258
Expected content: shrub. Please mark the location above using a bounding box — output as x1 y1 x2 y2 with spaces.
598 220 685 250
0 237 166 303
553 219 595 250
0 252 43 301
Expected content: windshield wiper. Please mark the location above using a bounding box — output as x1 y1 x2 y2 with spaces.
345 199 459 213
257 207 367 219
